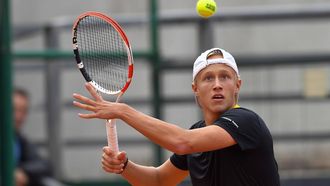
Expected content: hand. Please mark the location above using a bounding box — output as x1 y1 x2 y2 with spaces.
73 83 122 120
102 146 128 174
15 168 29 186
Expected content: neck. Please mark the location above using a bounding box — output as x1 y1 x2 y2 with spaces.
204 112 219 126
203 103 240 126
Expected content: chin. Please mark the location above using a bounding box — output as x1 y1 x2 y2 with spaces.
211 106 228 115
215 102 235 112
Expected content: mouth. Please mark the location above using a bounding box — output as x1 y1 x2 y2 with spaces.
212 94 224 100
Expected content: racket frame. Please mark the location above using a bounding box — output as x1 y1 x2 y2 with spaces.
72 11 134 95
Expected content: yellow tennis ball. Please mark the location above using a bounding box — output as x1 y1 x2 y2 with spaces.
196 0 217 18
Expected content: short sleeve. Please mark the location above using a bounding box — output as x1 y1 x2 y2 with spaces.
214 108 261 151
170 153 188 170
170 120 203 171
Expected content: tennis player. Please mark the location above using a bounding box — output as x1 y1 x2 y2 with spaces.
73 48 280 186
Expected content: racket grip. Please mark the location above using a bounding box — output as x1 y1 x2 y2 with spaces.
106 119 119 153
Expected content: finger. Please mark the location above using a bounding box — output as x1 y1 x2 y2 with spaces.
103 148 126 164
103 146 115 156
102 151 123 165
103 147 124 159
102 153 125 172
102 165 114 173
102 165 123 174
73 93 97 106
85 83 104 102
73 101 96 112
102 157 123 169
78 113 98 119
117 151 127 162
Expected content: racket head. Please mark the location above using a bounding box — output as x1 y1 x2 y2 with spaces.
72 11 134 95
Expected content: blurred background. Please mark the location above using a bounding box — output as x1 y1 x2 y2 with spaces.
2 0 330 185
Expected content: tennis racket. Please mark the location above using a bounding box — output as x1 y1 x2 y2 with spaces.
72 12 134 153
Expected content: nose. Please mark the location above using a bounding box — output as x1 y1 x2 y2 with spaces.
213 78 223 90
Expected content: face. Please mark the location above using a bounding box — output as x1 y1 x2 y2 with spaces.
192 57 241 116
13 93 29 131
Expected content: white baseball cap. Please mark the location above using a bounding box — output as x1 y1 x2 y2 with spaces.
192 48 239 81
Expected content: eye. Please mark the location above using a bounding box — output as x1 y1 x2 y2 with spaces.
219 74 231 81
204 75 214 81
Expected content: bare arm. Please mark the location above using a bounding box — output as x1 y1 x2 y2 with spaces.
102 147 188 186
73 83 236 154
119 105 236 154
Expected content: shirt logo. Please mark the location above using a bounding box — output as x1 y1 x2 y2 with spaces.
221 117 239 128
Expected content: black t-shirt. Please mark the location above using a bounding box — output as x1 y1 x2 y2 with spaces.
170 107 280 186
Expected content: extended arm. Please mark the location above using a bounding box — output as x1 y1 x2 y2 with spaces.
73 83 236 154
118 104 236 154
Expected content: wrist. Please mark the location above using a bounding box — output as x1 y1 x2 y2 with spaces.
116 103 128 120
118 103 131 120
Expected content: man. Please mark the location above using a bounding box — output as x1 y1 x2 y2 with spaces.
13 89 52 186
73 48 280 186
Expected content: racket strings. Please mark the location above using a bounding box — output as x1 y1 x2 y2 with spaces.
77 16 129 93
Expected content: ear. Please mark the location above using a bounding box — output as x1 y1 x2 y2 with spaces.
192 82 202 108
235 79 242 94
192 82 199 96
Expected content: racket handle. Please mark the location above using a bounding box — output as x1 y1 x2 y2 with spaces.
106 119 119 153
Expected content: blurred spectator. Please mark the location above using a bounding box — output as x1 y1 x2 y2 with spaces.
13 88 59 186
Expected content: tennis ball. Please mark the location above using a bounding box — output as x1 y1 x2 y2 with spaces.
196 0 217 18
